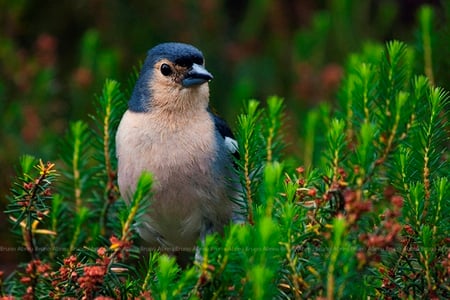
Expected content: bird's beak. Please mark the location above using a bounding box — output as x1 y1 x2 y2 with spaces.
182 63 213 87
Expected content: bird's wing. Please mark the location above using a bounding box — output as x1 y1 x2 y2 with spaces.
210 112 247 224
211 113 239 160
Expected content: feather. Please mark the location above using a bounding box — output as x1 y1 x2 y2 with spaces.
211 113 240 160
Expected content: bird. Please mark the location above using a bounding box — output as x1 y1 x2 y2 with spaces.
115 42 243 263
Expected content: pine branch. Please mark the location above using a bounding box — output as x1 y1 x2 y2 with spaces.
59 120 93 212
119 172 152 242
422 87 449 216
263 96 285 163
91 79 127 235
4 158 56 299
6 158 57 260
376 91 408 166
325 119 347 186
235 100 264 225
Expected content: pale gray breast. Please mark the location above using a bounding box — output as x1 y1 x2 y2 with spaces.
116 109 234 247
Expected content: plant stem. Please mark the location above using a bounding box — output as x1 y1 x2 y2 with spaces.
73 136 82 212
100 92 118 235
244 143 254 225
266 126 274 163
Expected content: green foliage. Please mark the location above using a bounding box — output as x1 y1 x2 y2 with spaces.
5 157 57 260
234 96 285 224
1 9 450 300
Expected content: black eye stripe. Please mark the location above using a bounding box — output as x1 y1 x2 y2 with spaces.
175 58 190 67
193 57 203 65
175 56 204 67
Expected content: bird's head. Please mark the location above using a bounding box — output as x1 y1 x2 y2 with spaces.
129 42 213 113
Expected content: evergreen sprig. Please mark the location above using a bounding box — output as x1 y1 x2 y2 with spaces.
90 79 127 235
6 157 57 260
234 96 285 225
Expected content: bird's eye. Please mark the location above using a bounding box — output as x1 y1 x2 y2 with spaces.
160 63 173 76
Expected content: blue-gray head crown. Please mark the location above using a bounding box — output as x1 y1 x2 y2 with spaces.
128 42 205 112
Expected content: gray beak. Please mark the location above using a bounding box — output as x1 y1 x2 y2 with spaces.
182 63 213 87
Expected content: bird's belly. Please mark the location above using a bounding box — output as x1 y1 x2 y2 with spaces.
148 160 226 245
117 121 232 247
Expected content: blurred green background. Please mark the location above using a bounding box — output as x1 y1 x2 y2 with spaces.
0 0 448 271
